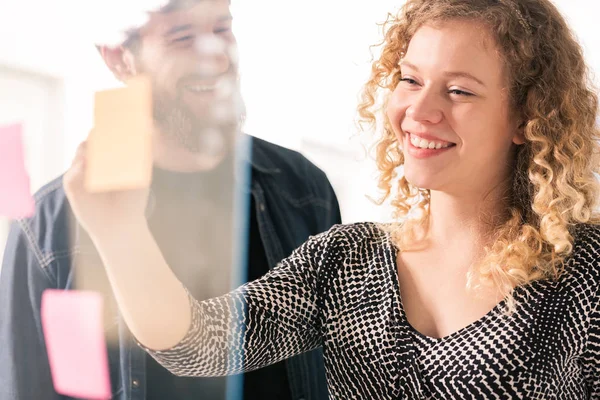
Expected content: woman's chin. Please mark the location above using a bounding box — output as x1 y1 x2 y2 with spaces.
403 173 438 192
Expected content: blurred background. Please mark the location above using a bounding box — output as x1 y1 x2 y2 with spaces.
0 0 598 263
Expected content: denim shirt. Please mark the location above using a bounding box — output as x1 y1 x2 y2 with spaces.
0 136 341 400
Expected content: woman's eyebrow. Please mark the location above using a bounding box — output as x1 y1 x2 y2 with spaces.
443 71 486 87
400 60 486 87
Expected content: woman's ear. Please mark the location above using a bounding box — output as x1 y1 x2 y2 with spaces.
512 120 526 145
98 46 138 82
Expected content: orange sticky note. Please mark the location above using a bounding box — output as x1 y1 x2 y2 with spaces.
0 122 35 218
86 76 153 192
41 290 111 400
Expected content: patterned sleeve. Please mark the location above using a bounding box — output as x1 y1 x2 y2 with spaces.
583 284 600 398
140 227 338 377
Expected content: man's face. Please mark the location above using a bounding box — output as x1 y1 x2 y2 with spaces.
133 0 239 153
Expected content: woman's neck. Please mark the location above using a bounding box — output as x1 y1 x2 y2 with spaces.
426 187 511 248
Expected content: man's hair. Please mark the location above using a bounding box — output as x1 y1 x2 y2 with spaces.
96 1 196 55
122 0 229 52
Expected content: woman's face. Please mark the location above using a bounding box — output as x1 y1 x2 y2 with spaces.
386 20 524 196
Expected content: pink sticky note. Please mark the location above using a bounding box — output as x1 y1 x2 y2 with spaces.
0 123 34 218
41 290 112 400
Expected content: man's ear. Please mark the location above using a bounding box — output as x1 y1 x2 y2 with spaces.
98 46 138 82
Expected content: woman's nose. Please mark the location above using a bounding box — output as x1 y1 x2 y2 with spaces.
405 89 443 124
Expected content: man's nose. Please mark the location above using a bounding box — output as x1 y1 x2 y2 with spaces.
191 34 230 77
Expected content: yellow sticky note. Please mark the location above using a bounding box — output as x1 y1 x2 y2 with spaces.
86 76 153 192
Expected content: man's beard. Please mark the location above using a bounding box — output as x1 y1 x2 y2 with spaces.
151 80 243 156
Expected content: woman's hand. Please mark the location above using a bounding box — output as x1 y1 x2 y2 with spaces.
63 141 151 242
64 141 192 350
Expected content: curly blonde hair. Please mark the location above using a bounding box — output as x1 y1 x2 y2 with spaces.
358 0 600 307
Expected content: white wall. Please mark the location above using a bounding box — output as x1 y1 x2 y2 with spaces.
554 1 600 84
232 0 402 222
0 1 118 170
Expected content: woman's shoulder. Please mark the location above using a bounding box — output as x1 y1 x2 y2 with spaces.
319 221 389 245
308 222 395 289
298 222 390 259
566 223 600 282
559 223 600 317
572 223 600 258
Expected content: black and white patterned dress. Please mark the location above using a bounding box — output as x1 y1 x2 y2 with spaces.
145 222 600 399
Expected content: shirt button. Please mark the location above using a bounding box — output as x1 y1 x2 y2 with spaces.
259 203 265 212
132 379 140 388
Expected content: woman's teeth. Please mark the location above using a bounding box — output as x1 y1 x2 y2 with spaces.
410 134 452 150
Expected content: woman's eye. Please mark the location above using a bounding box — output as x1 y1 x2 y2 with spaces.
448 89 474 97
400 78 418 85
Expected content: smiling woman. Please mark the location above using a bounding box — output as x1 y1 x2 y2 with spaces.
386 20 525 195
359 0 600 311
